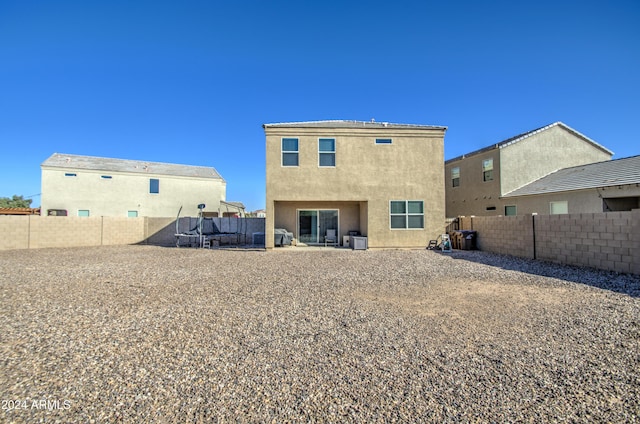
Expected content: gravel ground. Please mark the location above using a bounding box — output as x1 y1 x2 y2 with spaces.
1 245 638 423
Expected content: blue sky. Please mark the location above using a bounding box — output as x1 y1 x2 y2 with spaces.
1 0 639 211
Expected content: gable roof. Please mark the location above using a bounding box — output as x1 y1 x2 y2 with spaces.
503 155 640 197
445 121 613 164
41 153 224 180
263 120 447 131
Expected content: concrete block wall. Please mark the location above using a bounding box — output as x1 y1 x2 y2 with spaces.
472 215 535 259
102 217 146 245
0 216 30 250
457 210 639 275
0 216 267 250
29 217 104 249
536 211 638 274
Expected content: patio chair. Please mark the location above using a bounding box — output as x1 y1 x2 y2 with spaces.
324 229 337 247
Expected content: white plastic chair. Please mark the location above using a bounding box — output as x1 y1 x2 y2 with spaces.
324 229 337 247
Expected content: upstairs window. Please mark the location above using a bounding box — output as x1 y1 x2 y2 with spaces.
318 138 336 167
282 138 299 166
65 173 77 177
78 210 90 217
482 158 494 182
451 167 460 187
128 210 138 217
101 175 112 179
150 178 159 194
550 201 568 215
505 205 517 216
376 138 392 144
390 200 424 229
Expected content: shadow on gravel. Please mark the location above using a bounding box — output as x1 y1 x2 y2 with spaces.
444 250 640 298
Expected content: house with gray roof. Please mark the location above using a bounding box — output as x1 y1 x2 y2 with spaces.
41 153 232 217
445 122 614 217
502 155 640 214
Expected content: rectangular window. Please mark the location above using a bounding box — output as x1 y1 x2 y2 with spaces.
451 167 460 187
65 173 77 177
127 210 138 217
319 138 336 167
150 178 159 194
390 200 424 229
550 201 568 215
282 138 299 166
483 158 494 182
505 205 517 216
101 175 112 179
376 138 392 144
78 210 90 217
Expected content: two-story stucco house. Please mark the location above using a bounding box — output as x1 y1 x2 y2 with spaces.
264 120 447 250
41 153 233 218
444 122 613 218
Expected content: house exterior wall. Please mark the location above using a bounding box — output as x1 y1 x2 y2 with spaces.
265 124 446 249
41 167 226 218
445 125 612 218
504 185 640 215
499 125 612 195
444 149 501 218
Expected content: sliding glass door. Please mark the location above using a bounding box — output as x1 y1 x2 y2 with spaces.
298 209 338 244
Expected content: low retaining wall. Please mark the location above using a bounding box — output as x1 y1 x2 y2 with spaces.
0 216 265 250
455 210 640 275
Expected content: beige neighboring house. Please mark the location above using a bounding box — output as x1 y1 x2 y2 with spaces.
445 122 613 218
502 155 640 214
41 153 231 218
264 120 447 249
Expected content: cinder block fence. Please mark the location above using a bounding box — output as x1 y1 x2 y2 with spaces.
455 209 640 275
0 216 266 250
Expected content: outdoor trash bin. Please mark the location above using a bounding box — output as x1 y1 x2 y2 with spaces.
459 230 477 250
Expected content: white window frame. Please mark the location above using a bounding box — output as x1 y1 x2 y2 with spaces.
390 200 424 230
282 137 299 167
318 138 336 167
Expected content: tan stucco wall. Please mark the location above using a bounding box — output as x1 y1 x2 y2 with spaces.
504 185 640 215
445 125 612 218
41 168 226 217
500 126 612 195
265 126 446 249
444 149 501 217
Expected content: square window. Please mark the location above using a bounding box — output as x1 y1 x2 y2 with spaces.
150 178 159 194
282 138 299 167
390 200 424 229
390 215 406 229
505 205 516 216
550 201 568 215
319 138 335 167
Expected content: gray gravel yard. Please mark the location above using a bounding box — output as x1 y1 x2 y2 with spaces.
1 245 639 423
